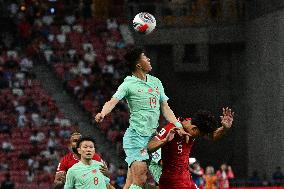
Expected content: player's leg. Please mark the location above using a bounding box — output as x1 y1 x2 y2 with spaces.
148 149 162 184
129 160 148 189
148 161 162 185
123 167 132 189
123 129 150 189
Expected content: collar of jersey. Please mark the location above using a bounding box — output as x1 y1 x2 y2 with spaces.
131 74 149 83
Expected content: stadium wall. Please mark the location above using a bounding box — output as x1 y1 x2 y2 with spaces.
245 8 284 178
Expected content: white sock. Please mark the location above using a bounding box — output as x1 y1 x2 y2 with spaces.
129 184 143 189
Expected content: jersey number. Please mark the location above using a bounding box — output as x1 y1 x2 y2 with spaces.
56 163 61 171
149 97 157 108
94 177 98 185
177 141 183 154
158 128 166 136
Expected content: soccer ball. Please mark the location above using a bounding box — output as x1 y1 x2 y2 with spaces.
133 12 156 35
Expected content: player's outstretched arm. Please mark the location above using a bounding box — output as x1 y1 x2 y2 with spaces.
205 107 234 140
160 101 181 127
147 128 176 153
95 97 119 123
53 172 66 189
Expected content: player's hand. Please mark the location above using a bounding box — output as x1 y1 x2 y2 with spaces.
58 175 65 182
95 112 105 123
56 172 65 182
54 172 66 188
164 128 177 142
220 107 234 129
99 162 110 177
176 128 191 143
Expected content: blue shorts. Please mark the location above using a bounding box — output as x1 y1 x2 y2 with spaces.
123 128 151 166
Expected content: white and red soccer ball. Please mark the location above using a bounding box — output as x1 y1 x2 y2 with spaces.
133 12 156 35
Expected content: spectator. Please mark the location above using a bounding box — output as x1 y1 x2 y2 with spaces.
272 166 284 186
80 63 92 76
115 166 126 189
42 15 54 26
65 14 76 25
216 163 235 189
47 136 58 149
204 166 217 189
0 173 14 189
28 155 39 170
26 168 35 182
2 138 14 152
0 159 10 171
107 18 118 30
41 147 59 165
43 160 56 173
19 55 33 73
8 2 18 17
190 161 204 188
0 122 11 135
31 112 42 127
102 61 114 77
83 47 96 64
30 130 45 144
59 125 71 138
17 112 27 127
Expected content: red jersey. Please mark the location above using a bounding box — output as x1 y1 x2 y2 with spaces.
156 123 197 189
56 152 102 173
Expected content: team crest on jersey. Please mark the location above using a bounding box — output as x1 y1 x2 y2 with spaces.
140 148 147 156
155 87 160 94
92 169 97 174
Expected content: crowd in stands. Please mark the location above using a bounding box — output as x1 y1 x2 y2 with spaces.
0 0 131 188
0 42 77 189
32 8 132 160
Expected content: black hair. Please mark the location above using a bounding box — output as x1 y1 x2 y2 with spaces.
190 110 218 134
76 136 96 149
70 130 81 136
124 47 144 72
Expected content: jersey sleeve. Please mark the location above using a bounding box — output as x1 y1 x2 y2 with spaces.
56 156 68 173
112 81 128 100
158 80 169 102
155 123 175 140
92 153 102 162
103 175 110 184
64 168 75 189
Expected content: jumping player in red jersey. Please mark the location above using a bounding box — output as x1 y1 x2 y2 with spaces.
147 107 234 189
54 131 109 189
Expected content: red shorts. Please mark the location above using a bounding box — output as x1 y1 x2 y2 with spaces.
159 174 197 189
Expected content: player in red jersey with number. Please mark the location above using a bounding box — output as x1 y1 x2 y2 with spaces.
54 131 109 189
148 107 234 189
